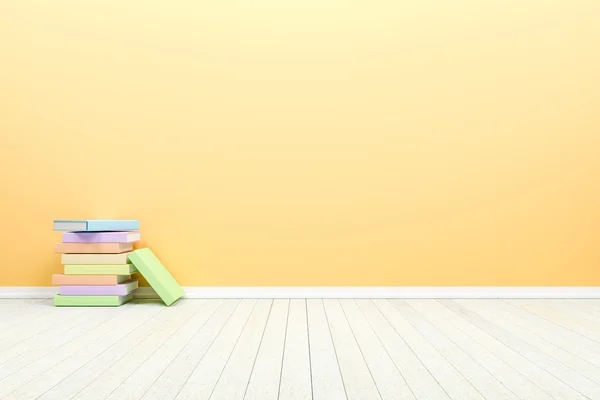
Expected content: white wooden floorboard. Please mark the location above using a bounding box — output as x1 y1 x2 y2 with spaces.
0 310 116 383
140 299 240 400
400 300 517 400
408 300 554 400
306 299 346 400
323 299 380 399
570 299 600 310
531 299 600 324
0 299 44 308
559 300 600 322
105 300 223 400
278 299 312 400
0 301 162 399
356 300 450 400
0 303 136 391
3 299 600 400
70 300 206 400
340 299 415 400
447 300 600 399
509 300 600 341
0 299 47 314
378 299 483 400
490 300 600 367
437 300 588 400
0 300 47 327
0 300 71 333
209 299 272 400
176 299 256 399
0 306 113 368
456 299 600 384
244 299 289 400
566 299 600 320
7 301 172 400
0 306 86 352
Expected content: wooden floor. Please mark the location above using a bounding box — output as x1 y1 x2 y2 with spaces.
1 299 600 400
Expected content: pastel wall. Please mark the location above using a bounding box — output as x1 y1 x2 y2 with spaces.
1 0 599 287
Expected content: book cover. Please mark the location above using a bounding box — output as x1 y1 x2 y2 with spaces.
127 248 184 306
61 252 132 265
64 264 137 275
55 242 133 254
59 280 138 296
62 231 141 243
53 220 139 232
54 294 133 307
52 274 131 285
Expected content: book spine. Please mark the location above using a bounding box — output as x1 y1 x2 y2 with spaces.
87 220 140 231
63 232 125 243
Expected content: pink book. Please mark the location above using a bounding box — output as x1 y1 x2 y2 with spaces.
55 242 133 254
62 231 140 243
52 274 131 285
59 280 138 296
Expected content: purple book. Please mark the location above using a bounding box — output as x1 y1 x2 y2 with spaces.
60 280 138 296
62 231 140 243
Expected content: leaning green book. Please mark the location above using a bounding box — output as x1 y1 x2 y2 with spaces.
64 264 137 275
54 294 133 307
127 248 184 306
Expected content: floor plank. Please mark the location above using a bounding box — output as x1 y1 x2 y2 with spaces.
0 301 163 399
244 299 289 400
0 306 86 352
209 299 272 400
438 300 588 400
446 300 599 398
485 300 600 368
0 300 48 327
140 299 240 400
70 300 205 400
1 299 599 400
401 300 517 400
509 300 600 342
341 299 415 400
526 299 600 325
306 299 346 400
357 300 450 400
380 299 484 400
105 300 223 400
0 307 114 374
176 299 256 399
279 299 312 400
410 300 555 400
324 299 380 399
456 299 600 384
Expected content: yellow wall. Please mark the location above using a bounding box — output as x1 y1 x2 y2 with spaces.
1 0 599 287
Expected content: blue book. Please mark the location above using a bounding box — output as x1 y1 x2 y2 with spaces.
53 220 139 232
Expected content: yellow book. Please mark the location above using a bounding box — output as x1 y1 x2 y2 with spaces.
61 252 132 265
64 264 137 275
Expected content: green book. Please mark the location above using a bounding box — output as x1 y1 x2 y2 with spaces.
127 248 184 306
64 264 137 275
54 294 132 307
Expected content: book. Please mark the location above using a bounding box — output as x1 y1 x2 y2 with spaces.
54 294 133 307
53 220 139 232
61 252 132 265
62 231 140 243
59 280 138 296
127 248 184 306
64 264 137 275
55 242 133 254
52 274 131 285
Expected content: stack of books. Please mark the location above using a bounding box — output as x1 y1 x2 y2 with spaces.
52 220 141 307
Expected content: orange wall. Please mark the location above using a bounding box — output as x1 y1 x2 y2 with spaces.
1 0 599 287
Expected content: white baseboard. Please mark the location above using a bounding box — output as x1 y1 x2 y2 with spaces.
2 286 600 299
